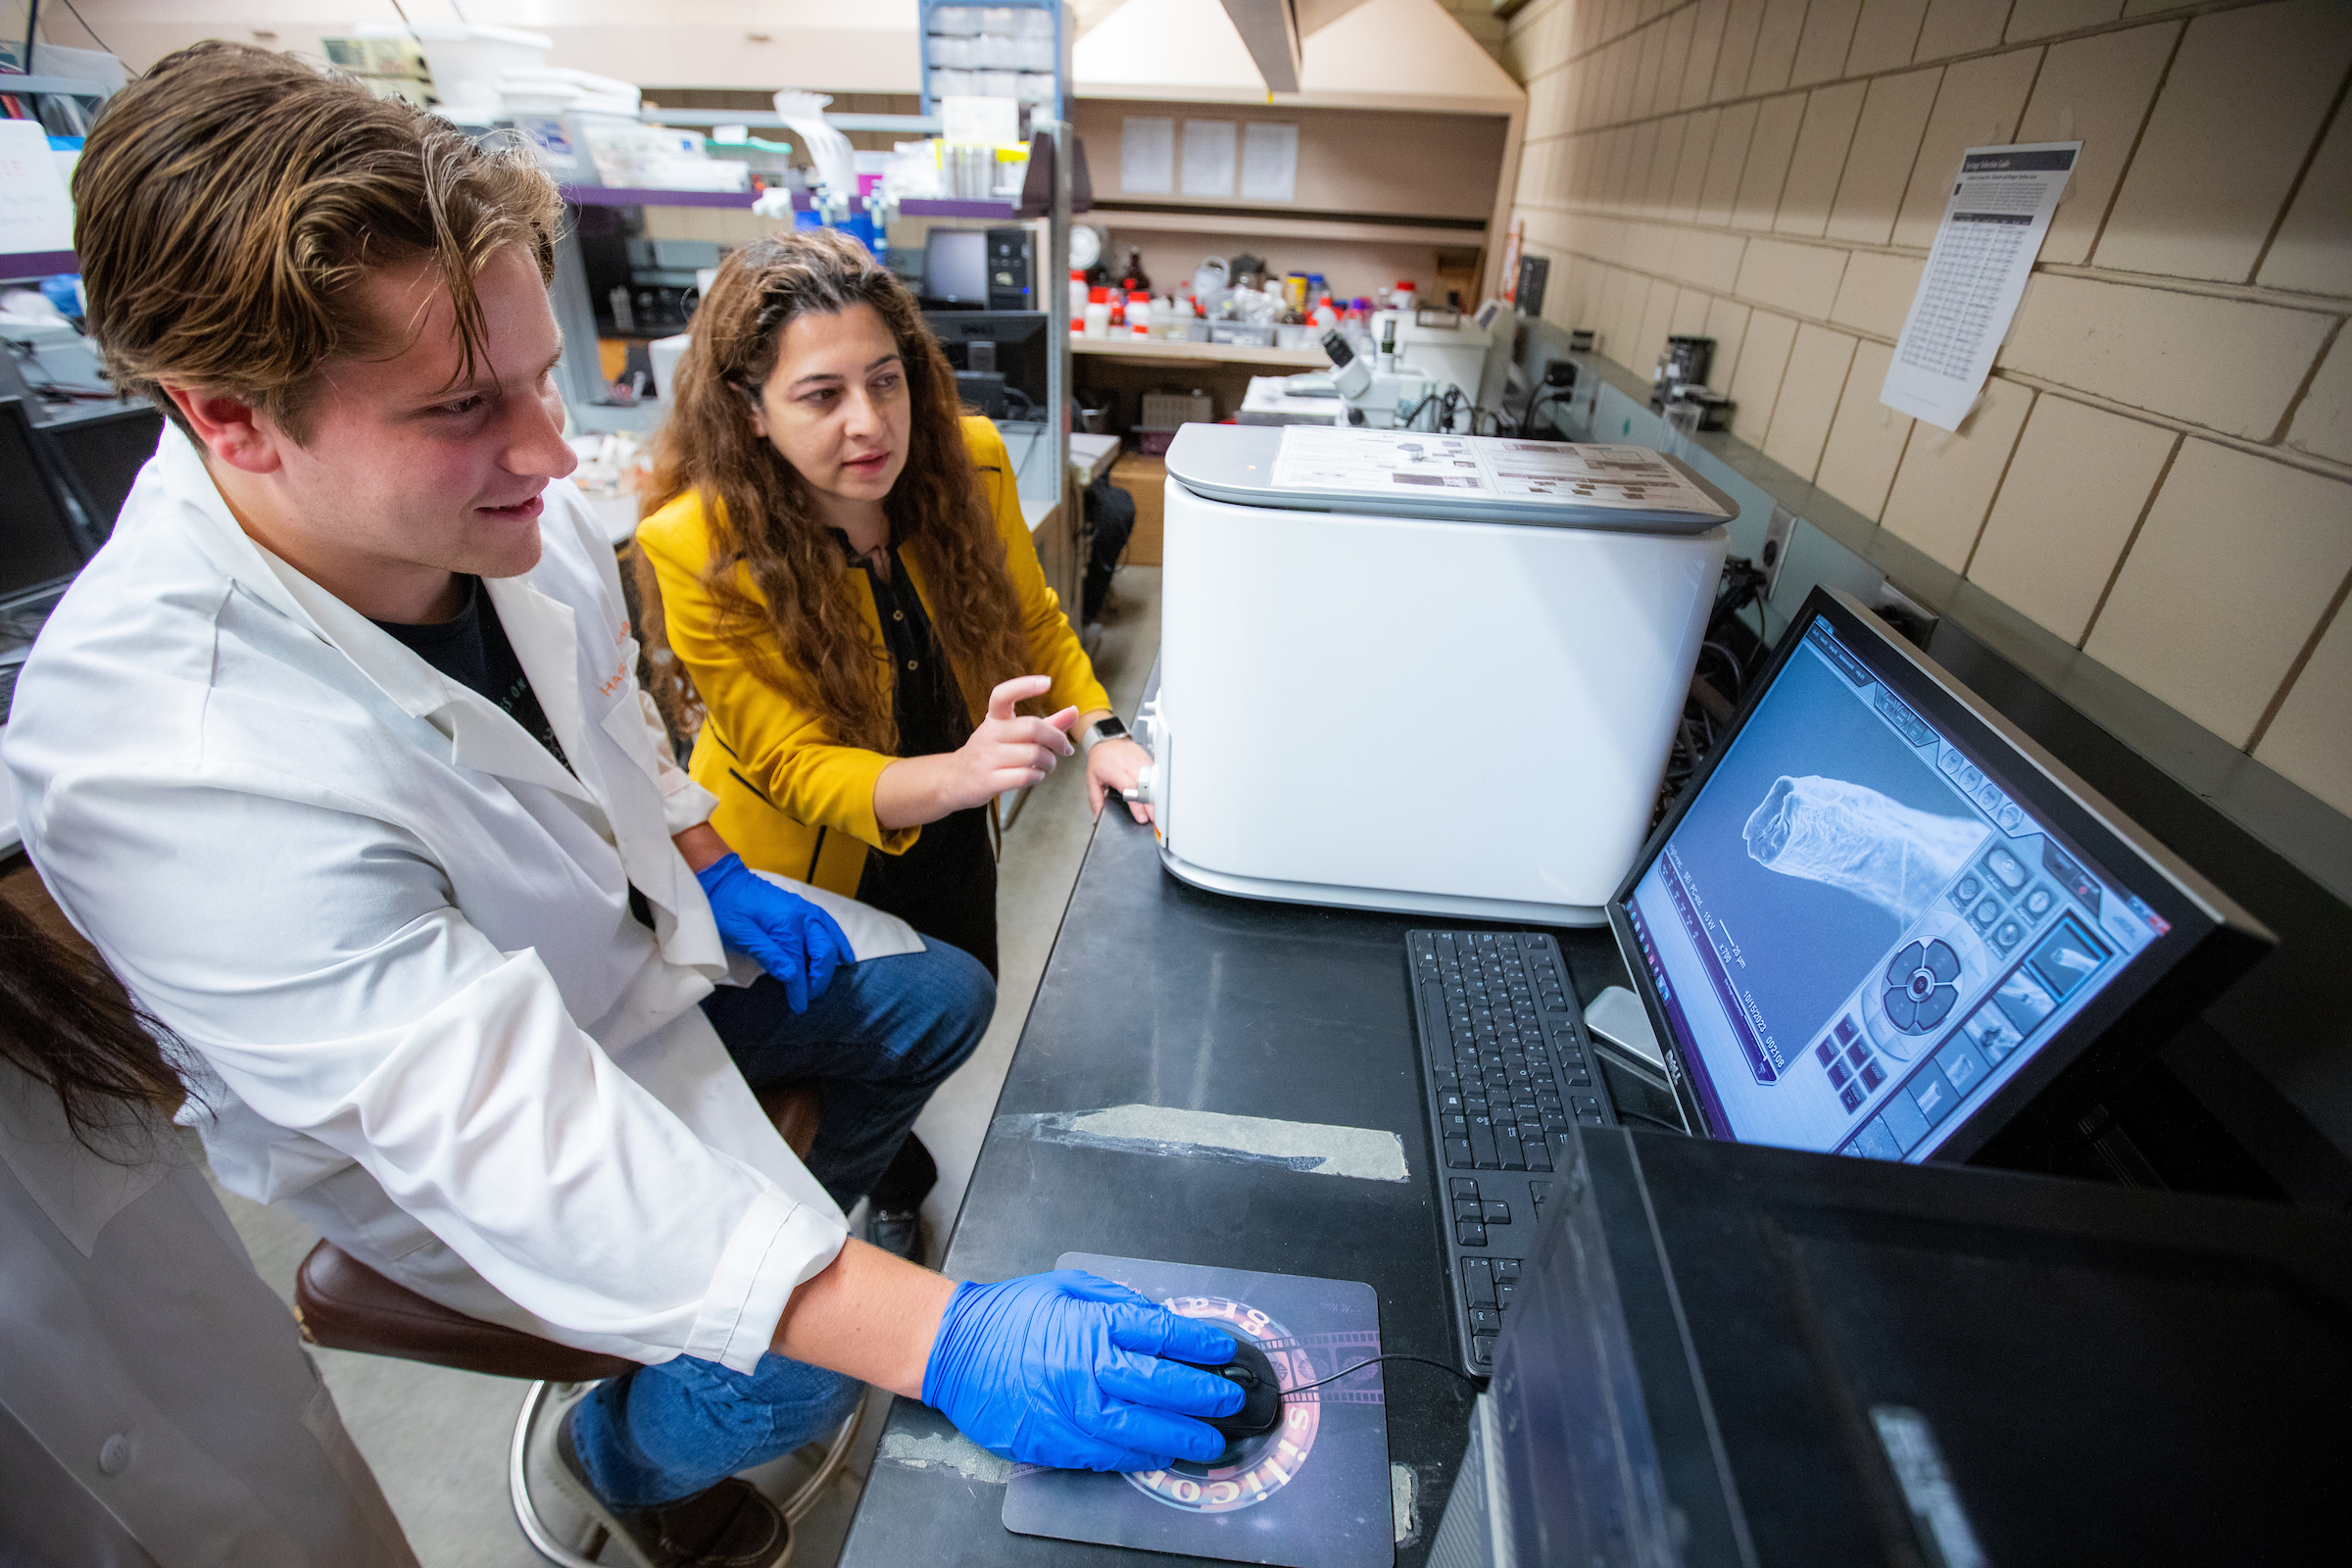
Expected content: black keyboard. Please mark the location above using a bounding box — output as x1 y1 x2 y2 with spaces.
1406 929 1617 1374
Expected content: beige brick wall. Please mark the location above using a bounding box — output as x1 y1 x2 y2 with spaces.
1501 0 2352 819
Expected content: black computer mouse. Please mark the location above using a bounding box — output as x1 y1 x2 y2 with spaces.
1171 1328 1283 1443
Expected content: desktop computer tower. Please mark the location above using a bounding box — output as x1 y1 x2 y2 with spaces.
986 224 1032 312
1428 1126 2351 1567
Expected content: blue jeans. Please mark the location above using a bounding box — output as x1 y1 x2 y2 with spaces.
570 937 993 1508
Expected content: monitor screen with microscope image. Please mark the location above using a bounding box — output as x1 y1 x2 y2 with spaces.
1612 590 2263 1164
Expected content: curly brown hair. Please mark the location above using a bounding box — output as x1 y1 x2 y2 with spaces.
640 229 1033 755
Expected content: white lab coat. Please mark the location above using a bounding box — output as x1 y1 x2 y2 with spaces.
4 425 849 1374
0 1058 416 1568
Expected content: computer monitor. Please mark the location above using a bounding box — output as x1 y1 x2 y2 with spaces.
0 398 92 614
922 228 991 307
1606 586 2271 1164
41 404 163 541
923 311 1050 416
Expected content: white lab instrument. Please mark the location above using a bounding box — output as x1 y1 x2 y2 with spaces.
1299 301 1519 431
1267 330 1446 429
1379 306 1487 404
1138 423 1734 926
1239 373 1348 425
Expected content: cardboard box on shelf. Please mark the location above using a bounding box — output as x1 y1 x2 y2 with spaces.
1109 452 1165 566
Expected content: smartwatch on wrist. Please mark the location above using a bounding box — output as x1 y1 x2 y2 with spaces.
1079 715 1129 756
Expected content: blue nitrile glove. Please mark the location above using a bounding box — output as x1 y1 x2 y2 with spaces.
693 854 855 1012
921 1270 1245 1471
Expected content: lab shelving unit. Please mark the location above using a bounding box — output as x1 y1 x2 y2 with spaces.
916 0 1069 124
1065 0 1526 305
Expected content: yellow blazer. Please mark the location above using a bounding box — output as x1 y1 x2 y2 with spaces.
636 416 1111 898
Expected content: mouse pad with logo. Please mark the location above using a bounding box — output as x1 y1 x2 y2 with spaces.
1001 1253 1390 1568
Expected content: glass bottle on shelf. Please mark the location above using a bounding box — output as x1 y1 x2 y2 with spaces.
1116 246 1152 294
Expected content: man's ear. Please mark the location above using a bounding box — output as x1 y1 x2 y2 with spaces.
161 384 288 476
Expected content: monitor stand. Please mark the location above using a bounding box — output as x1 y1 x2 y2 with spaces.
1585 984 1670 1087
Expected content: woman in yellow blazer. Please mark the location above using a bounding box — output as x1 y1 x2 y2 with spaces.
636 228 1153 985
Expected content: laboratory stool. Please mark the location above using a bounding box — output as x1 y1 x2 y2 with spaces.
294 1082 857 1568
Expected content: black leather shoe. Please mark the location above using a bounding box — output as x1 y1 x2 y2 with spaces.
865 1205 925 1262
555 1402 788 1568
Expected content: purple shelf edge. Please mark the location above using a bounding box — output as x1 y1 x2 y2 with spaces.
561 186 757 209
2 249 76 277
898 199 1021 219
556 189 1021 220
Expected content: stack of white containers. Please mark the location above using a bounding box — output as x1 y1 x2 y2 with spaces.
924 6 1058 104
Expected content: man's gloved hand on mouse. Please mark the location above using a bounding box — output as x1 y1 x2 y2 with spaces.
693 854 854 1012
922 1270 1245 1471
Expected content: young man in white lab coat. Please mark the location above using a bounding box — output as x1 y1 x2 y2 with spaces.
4 43 1242 1567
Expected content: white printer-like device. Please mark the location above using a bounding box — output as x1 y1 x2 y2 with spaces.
1133 423 1734 926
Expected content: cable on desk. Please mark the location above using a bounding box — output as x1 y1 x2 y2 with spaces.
1517 388 1564 439
1280 1352 1487 1396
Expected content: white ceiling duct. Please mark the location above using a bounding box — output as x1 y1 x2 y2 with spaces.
1219 0 1303 94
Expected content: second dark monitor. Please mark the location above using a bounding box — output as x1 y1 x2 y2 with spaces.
923 311 1049 418
922 228 990 307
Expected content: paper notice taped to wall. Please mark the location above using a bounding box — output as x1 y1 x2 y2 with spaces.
1240 122 1298 202
1882 142 2081 432
1180 120 1237 197
1119 116 1175 195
